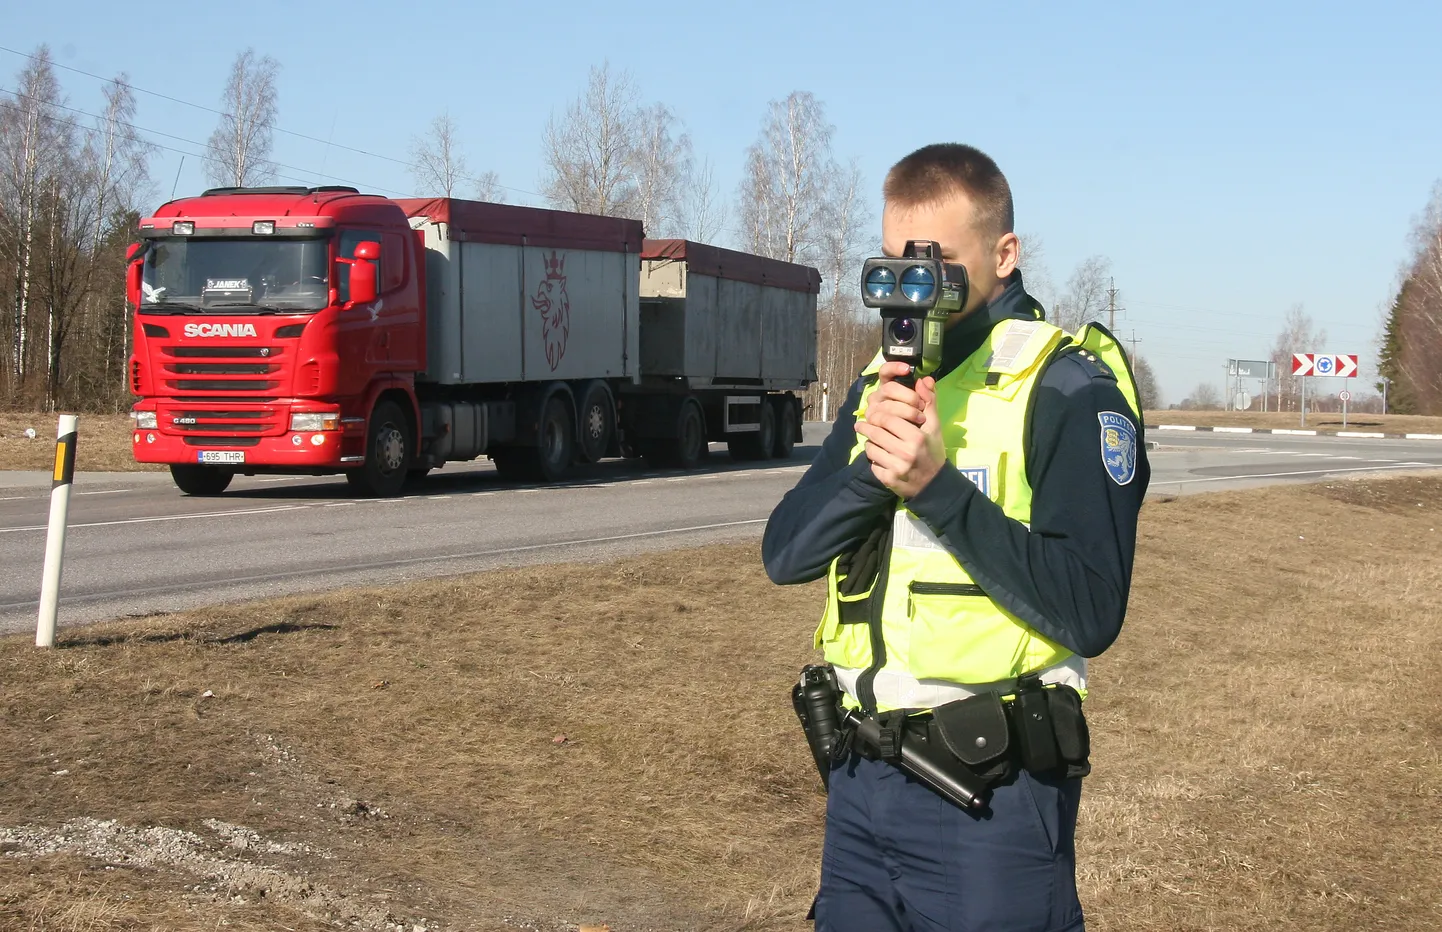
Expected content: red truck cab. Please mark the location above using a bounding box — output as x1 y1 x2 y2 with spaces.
126 185 426 496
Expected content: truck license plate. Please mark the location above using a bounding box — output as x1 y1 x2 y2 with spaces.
198 451 245 465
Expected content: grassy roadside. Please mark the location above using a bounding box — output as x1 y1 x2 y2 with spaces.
2 475 1440 930
1143 409 1442 434
0 411 162 473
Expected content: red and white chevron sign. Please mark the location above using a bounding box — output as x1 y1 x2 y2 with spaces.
1292 353 1359 378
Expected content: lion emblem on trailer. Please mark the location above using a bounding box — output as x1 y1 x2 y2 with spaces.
532 251 570 371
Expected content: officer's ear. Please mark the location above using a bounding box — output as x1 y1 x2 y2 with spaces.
994 231 1020 279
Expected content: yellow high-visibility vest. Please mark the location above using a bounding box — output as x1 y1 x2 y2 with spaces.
814 317 1141 712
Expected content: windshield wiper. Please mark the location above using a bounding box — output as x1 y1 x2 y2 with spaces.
139 303 202 314
205 303 291 313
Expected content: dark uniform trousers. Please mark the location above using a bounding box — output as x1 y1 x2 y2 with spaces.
814 751 1085 932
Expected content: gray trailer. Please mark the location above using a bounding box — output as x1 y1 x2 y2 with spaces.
397 199 819 482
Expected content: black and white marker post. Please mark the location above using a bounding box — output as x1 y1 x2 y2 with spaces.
35 415 78 648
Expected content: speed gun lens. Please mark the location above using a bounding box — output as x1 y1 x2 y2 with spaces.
901 266 935 303
865 267 897 301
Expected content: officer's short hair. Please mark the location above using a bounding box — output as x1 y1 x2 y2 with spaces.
883 143 1015 241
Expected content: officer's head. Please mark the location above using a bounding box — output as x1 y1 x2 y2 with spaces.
881 144 1020 326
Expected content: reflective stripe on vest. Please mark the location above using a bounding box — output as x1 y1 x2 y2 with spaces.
812 317 1140 713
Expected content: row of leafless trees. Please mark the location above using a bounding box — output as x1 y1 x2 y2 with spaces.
1 44 1138 417
1 47 155 412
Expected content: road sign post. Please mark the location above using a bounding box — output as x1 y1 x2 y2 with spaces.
1340 389 1351 428
1292 353 1359 428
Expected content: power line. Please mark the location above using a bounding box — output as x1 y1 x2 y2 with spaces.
0 86 412 197
0 43 547 202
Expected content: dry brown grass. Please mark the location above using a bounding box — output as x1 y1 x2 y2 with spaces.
1 475 1440 930
0 412 161 473
1144 409 1442 434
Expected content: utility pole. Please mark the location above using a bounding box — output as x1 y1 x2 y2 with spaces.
1125 329 1142 360
1105 278 1124 331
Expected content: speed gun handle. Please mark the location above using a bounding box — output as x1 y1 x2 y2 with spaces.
842 708 989 811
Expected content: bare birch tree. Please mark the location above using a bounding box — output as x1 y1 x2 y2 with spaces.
540 61 640 217
1052 255 1113 332
473 170 506 203
205 48 280 188
1396 180 1442 413
0 46 69 390
736 91 836 264
809 157 875 417
1015 231 1058 314
630 103 690 235
408 113 468 198
1269 303 1327 411
677 156 727 244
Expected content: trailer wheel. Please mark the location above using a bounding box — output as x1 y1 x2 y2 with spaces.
346 399 411 497
576 381 614 464
728 397 775 461
169 464 233 496
771 396 797 460
644 398 706 470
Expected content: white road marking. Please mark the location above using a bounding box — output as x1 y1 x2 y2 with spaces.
1172 463 1442 487
74 488 133 496
0 518 773 612
0 504 310 535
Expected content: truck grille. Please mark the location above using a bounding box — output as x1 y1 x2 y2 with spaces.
159 405 285 438
182 436 261 447
170 346 279 358
157 344 287 396
167 363 279 376
169 379 281 392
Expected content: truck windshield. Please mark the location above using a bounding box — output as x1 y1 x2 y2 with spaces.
140 237 330 312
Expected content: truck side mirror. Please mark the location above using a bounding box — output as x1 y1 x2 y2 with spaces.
126 242 143 308
347 240 381 305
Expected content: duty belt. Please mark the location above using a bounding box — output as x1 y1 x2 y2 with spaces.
792 664 1092 813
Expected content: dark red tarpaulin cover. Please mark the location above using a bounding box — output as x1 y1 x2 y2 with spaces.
396 198 644 254
641 239 821 295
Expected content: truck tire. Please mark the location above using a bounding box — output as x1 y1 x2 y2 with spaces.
491 395 574 482
771 396 797 459
169 464 233 496
346 399 411 498
727 398 775 461
643 398 706 470
576 381 614 464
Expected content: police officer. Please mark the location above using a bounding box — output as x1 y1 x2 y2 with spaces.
763 143 1150 931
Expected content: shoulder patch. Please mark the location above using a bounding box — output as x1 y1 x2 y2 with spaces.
1098 411 1138 486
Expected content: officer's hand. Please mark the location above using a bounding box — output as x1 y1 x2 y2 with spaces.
866 363 926 428
855 364 946 499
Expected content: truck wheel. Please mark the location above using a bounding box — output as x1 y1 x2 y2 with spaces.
576 381 614 464
491 395 574 483
771 396 797 459
728 398 775 461
644 399 706 470
169 464 233 496
346 399 411 498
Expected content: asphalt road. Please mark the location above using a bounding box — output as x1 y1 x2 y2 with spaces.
2 425 1439 636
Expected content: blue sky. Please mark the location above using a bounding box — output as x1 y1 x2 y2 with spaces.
7 0 1440 406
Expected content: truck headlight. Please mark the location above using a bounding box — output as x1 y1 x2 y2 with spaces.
290 413 340 432
131 411 158 430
